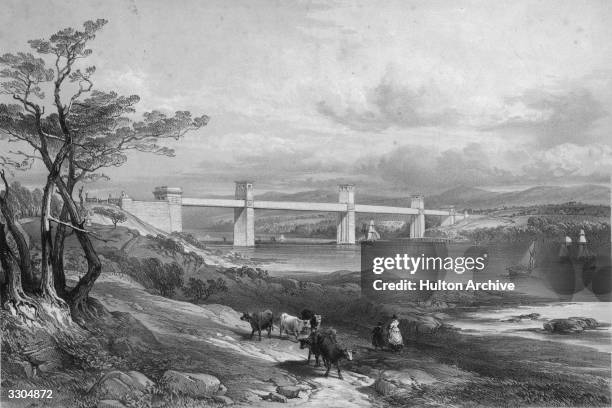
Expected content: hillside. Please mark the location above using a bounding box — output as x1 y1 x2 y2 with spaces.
254 184 611 209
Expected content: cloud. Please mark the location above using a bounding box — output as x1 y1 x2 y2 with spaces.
317 67 459 131
366 144 514 189
357 142 609 190
485 86 608 147
523 143 612 180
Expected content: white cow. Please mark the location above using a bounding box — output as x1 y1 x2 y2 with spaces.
279 312 311 340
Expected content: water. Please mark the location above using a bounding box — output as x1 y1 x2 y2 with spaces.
451 302 612 353
216 243 361 274
189 230 611 351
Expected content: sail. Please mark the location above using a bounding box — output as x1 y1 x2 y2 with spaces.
519 240 536 269
367 223 380 241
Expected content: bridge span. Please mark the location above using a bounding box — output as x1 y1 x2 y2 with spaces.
119 182 466 246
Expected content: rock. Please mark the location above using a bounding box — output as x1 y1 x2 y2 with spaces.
263 392 288 403
126 370 155 389
276 385 301 399
213 395 234 405
161 370 221 398
399 315 443 337
217 383 228 395
543 317 599 334
518 313 541 320
97 400 127 408
3 360 36 378
89 370 153 400
38 361 61 373
374 378 398 396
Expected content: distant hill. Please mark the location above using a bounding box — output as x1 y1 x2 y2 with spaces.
256 184 610 209
424 186 499 208
434 184 610 209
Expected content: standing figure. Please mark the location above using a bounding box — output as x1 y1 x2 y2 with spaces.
371 321 385 351
387 314 403 352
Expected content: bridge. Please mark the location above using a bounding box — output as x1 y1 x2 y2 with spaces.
118 182 466 246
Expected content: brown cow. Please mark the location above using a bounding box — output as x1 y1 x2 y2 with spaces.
240 310 274 341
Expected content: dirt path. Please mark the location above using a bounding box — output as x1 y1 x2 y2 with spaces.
93 275 377 407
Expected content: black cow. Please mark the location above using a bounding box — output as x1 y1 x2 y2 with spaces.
319 335 354 380
240 310 274 341
300 309 322 331
299 328 337 367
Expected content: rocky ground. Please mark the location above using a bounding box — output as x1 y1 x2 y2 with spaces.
2 218 610 407
2 268 610 407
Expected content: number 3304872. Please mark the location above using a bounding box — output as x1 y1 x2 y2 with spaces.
8 389 53 399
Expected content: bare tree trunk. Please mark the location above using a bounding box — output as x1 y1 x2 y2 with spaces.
0 172 35 292
53 179 101 317
51 204 69 297
39 177 63 305
0 222 35 312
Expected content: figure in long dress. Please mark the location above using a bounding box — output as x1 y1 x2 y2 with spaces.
387 314 403 352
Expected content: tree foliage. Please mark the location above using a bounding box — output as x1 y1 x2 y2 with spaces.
93 206 127 228
0 181 62 220
0 19 208 321
141 258 184 298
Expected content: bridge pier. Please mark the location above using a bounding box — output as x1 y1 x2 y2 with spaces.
337 184 356 244
234 181 255 247
409 195 425 238
440 206 456 226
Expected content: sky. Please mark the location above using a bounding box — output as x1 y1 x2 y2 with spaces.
1 0 611 199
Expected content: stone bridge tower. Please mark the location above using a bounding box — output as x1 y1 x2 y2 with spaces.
234 181 255 246
153 186 183 232
337 184 356 244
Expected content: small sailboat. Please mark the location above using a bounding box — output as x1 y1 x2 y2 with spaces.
558 235 572 259
278 234 286 242
507 240 536 278
366 220 380 242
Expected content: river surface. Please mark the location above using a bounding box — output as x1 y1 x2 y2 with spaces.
188 230 612 352
451 302 612 353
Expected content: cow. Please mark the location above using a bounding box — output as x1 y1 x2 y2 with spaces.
299 328 337 367
279 313 310 341
319 335 354 380
300 309 322 331
240 310 274 341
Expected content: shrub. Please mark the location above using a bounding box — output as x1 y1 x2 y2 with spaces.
183 277 228 303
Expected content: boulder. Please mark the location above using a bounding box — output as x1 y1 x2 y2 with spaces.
544 317 599 333
276 385 301 399
399 315 443 337
213 395 234 405
217 383 228 395
89 370 153 400
3 359 35 379
263 392 288 403
97 400 127 408
518 313 541 320
161 370 221 398
374 378 398 396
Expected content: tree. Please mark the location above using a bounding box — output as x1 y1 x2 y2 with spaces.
0 19 208 320
141 258 184 298
93 206 127 229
